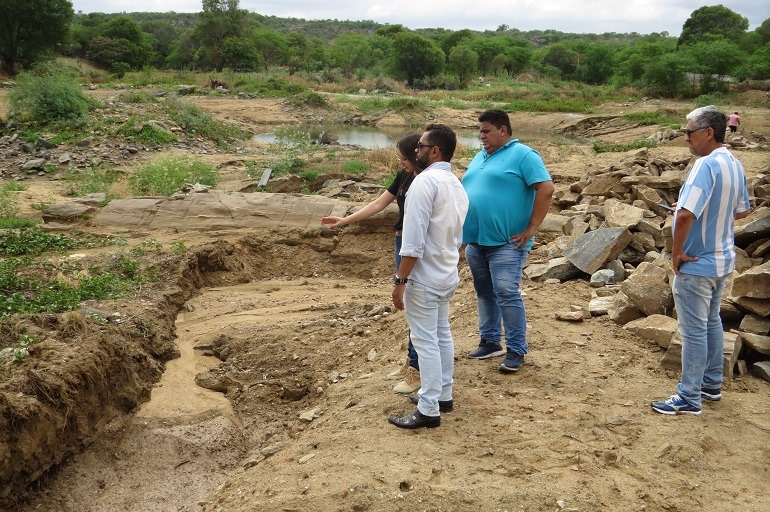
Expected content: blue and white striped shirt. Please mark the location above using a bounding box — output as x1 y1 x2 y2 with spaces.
674 147 750 277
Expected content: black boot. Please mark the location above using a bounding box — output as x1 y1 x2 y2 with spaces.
387 407 440 429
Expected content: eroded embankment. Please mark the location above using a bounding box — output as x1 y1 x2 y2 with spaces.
1 228 380 509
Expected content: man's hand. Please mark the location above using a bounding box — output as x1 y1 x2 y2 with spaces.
392 284 405 310
510 226 537 249
672 251 699 275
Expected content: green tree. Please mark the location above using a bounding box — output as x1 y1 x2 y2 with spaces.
756 18 770 44
389 32 445 87
678 5 749 47
439 29 475 57
684 40 747 93
193 0 249 71
574 43 616 84
140 20 178 64
503 43 532 76
250 27 290 70
221 37 263 71
0 0 74 75
540 43 578 77
737 43 770 79
86 16 155 71
463 36 509 75
448 46 478 86
327 32 373 78
642 51 692 97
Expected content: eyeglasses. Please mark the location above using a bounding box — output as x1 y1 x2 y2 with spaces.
416 141 436 149
685 127 707 137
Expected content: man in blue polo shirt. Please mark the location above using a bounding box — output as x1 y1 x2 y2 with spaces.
462 109 554 373
652 106 750 415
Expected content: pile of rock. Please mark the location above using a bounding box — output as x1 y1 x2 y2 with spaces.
528 149 770 381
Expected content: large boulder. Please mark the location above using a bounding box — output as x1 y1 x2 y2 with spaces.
563 227 633 275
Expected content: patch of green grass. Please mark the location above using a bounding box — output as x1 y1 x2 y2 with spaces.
243 160 262 179
245 78 307 98
387 96 425 112
119 90 159 104
268 157 306 177
0 254 147 322
622 111 682 127
130 156 219 196
268 126 314 149
114 116 177 145
378 170 396 187
341 160 368 174
1 182 27 192
0 184 21 218
0 218 38 229
0 227 78 256
592 139 657 153
64 165 122 196
299 170 319 182
165 100 245 147
336 95 388 114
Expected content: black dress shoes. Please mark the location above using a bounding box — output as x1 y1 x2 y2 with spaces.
408 394 453 413
387 407 440 429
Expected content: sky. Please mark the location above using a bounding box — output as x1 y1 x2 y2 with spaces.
70 1 767 36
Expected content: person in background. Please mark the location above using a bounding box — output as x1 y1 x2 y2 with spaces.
462 109 554 373
322 133 422 395
727 111 740 133
388 123 469 429
651 106 750 416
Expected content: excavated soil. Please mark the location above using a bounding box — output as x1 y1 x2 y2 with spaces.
1 91 769 512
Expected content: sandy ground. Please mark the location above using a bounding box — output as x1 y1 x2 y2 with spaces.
3 91 770 512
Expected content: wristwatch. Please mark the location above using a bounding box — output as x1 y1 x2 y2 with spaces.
393 275 408 285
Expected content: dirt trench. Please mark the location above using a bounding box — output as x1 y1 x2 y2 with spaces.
3 228 389 511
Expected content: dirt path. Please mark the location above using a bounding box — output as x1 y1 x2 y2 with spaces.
4 92 769 512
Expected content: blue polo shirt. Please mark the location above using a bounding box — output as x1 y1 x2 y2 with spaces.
462 139 551 249
675 147 750 277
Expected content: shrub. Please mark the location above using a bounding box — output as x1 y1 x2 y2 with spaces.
130 156 219 196
268 157 306 176
285 91 329 109
8 72 98 128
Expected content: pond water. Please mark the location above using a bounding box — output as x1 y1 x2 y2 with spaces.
252 124 578 150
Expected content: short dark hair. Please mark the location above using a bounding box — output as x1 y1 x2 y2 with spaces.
687 106 727 143
478 109 512 135
424 123 457 162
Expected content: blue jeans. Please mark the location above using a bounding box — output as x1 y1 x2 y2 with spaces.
674 274 727 408
403 280 457 417
395 234 419 370
465 243 528 355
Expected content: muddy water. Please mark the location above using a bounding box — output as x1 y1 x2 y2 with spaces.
23 294 248 512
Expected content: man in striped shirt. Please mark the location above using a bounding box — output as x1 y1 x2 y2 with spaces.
652 106 751 416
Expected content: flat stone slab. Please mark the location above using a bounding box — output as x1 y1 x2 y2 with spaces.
92 193 350 231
